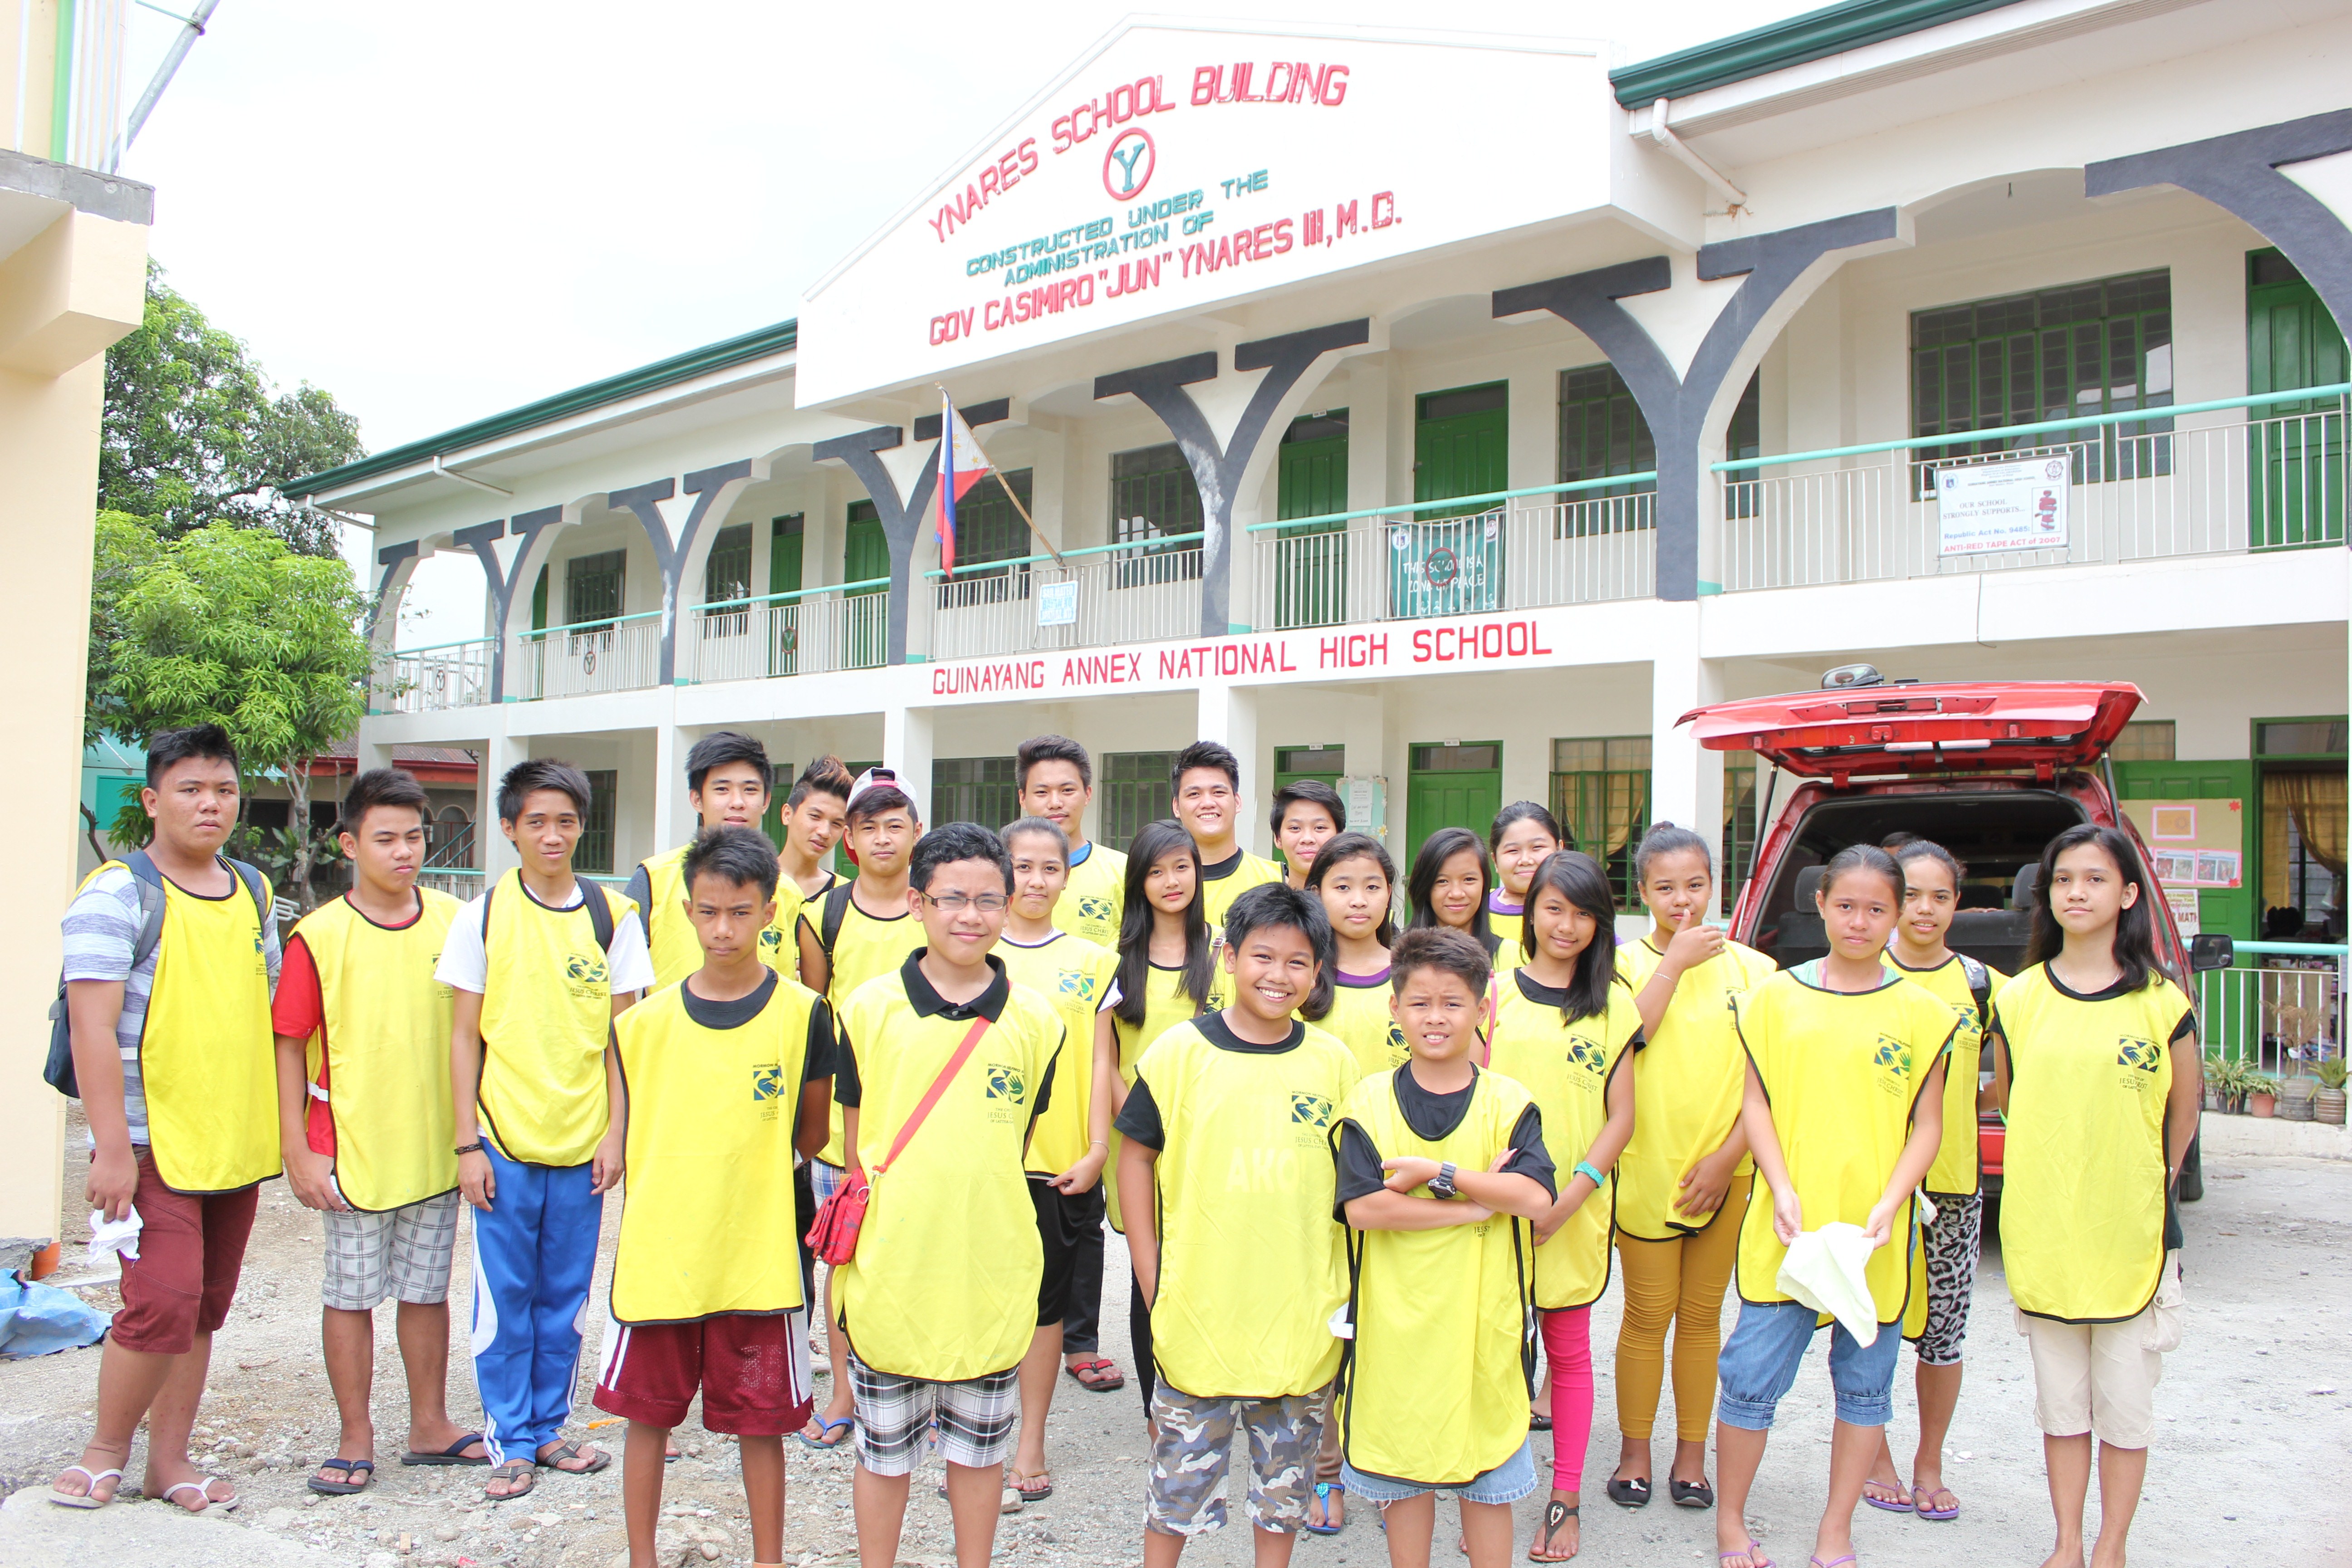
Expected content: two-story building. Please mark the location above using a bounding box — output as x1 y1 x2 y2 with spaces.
304 0 2352 938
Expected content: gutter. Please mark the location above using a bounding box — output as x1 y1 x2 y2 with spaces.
1647 98 1747 214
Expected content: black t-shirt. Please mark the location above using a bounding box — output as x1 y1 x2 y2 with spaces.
678 969 837 1079
833 952 1056 1120
1333 1063 1556 1209
1113 1012 1303 1151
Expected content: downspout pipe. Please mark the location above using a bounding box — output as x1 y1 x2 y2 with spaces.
1649 97 1747 215
107 0 221 172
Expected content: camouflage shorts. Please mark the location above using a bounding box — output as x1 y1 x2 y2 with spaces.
1145 1382 1327 1537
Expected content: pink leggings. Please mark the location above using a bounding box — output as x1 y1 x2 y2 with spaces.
1541 1305 1594 1493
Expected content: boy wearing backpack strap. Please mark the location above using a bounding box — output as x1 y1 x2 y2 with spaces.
49 725 282 1516
442 760 653 1502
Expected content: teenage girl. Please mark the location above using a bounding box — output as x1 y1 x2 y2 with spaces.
1489 801 1567 924
1408 827 1518 1031
1864 835 2001 1523
1993 824 2198 1568
1486 851 1639 1564
1608 822 1778 1510
1712 843 1954 1568
1305 832 1406 1078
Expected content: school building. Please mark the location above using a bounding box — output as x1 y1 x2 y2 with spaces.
302 0 2352 941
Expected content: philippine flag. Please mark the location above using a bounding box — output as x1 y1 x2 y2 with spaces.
936 393 995 575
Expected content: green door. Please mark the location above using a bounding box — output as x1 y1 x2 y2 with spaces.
1401 384 1506 617
2247 248 2347 549
1404 742 1501 866
844 501 889 667
1273 745 1345 795
2113 759 2256 941
769 514 805 676
1274 412 1348 628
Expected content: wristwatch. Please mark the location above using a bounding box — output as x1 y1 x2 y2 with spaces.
1427 1160 1459 1199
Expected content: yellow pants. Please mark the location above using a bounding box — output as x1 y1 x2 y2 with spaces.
1612 1171 1754 1443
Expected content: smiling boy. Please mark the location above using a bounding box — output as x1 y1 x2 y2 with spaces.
1171 741 1280 927
1114 882 1357 1564
626 731 787 990
1019 736 1125 950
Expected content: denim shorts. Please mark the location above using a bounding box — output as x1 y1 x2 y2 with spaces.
1341 1439 1536 1505
1716 1297 1902 1431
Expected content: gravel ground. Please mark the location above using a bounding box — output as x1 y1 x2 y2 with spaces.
2 1110 2344 1568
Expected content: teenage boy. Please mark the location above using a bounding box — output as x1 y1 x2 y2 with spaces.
834 823 1066 1568
1334 927 1557 1568
1114 882 1357 1564
443 759 654 1502
272 768 483 1494
795 767 927 1450
1017 735 1124 948
995 817 1121 1496
776 755 855 945
625 731 782 990
49 725 281 1515
1270 781 1347 891
1171 741 1281 927
594 827 835 1568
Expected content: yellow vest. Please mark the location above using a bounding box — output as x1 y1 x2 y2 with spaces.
636 844 803 992
1133 1019 1356 1398
1338 1066 1536 1487
1107 943 1229 1232
1891 953 2002 1198
141 867 279 1194
611 973 823 1322
773 867 837 979
1054 842 1126 949
1200 852 1282 928
1320 969 1409 1079
291 891 461 1211
998 931 1119 1175
1488 973 1641 1309
834 966 1065 1380
476 871 639 1168
1733 965 1955 1324
802 884 927 1166
1613 936 1777 1240
1996 965 2191 1323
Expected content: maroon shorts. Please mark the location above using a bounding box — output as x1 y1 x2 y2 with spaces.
592 1308 814 1435
112 1148 261 1356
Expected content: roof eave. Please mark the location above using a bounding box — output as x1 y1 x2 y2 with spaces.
1608 0 2022 106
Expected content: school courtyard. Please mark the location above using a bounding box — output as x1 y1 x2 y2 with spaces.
0 1109 2344 1568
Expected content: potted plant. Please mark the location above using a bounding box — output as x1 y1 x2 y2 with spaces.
2248 1072 2280 1118
2316 1058 2348 1128
2207 1054 2252 1113
2280 1071 2318 1122
2203 1051 2229 1112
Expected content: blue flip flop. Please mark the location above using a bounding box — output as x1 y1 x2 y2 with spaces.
1304 1480 1345 1535
796 1414 853 1452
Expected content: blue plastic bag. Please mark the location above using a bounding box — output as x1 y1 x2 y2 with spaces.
0 1273 110 1358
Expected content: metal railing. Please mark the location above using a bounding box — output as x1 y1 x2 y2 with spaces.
927 538 1205 661
376 637 495 713
2198 941 2345 1085
1718 387 2348 591
511 612 664 701
680 580 890 683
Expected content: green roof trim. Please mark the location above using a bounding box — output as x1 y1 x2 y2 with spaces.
1610 0 2022 106
288 317 799 498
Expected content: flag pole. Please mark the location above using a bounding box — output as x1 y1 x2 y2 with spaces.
933 385 1066 568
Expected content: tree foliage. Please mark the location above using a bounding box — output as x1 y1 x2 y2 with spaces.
99 265 365 555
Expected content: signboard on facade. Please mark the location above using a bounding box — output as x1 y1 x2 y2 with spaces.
1936 456 2070 556
1036 580 1079 626
798 23 1608 406
1389 514 1502 616
2121 798 2244 887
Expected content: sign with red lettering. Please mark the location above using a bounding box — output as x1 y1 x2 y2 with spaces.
799 22 1607 406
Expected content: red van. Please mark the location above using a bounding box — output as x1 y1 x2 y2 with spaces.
1681 672 2229 1205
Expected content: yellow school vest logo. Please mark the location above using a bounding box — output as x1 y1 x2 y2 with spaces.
2116 1034 2163 1083
565 951 609 988
1077 893 1115 923
1872 1034 1912 1093
1290 1090 1334 1129
1565 1034 1610 1084
986 1061 1029 1116
752 1063 785 1111
1057 965 1098 1002
760 926 784 958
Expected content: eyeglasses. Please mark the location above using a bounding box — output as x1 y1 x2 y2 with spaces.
921 892 1008 913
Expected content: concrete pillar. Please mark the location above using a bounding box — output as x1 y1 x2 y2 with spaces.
1338 691 1391 848
1196 684 1262 852
884 705 936 824
480 729 527 878
1647 602 1727 917
651 716 694 856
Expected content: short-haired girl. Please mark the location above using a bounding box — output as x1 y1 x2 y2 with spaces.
1305 833 1406 1078
1993 824 2198 1568
1488 802 1566 925
1712 843 1955 1568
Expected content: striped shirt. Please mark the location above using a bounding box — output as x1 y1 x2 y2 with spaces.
60 862 284 1144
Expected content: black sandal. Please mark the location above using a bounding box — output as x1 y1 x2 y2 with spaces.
1670 1478 1715 1509
1527 1499 1580 1562
1606 1475 1651 1507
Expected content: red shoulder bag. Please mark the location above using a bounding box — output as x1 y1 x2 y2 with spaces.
805 1014 990 1266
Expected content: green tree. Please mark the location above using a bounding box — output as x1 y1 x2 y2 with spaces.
100 265 365 555
105 523 370 905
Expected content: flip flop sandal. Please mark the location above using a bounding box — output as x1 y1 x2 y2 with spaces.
1809 1557 1857 1568
1304 1480 1345 1536
308 1458 376 1495
1605 1475 1651 1508
1862 1480 1914 1514
1526 1499 1578 1561
534 1439 610 1475
161 1478 240 1513
1065 1357 1126 1392
401 1434 489 1467
796 1415 854 1451
1009 1470 1054 1502
1720 1545 1773 1568
1912 1485 1960 1521
484 1460 537 1502
47 1466 123 1509
1529 1412 1554 1431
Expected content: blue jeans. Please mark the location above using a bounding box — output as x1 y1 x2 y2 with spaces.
1715 1298 1902 1431
470 1140 603 1463
1341 1440 1537 1505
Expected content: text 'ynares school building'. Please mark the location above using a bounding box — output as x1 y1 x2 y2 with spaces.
298 1 2352 933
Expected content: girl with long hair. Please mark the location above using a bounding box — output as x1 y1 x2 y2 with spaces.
1304 833 1405 1076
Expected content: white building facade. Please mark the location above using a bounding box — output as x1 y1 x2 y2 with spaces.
303 0 2352 934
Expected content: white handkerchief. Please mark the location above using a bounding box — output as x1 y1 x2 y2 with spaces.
87 1205 142 1266
1775 1222 1878 1346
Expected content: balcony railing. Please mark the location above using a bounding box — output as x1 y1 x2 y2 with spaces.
512 612 664 701
376 637 495 713
1717 386 2348 592
927 537 1205 662
2199 941 2345 1085
680 580 891 684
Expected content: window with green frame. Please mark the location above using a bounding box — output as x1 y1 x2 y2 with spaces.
1111 444 1205 587
931 756 1020 831
701 523 755 639
1911 270 2173 487
1721 749 1759 891
1098 750 1176 851
1558 366 1759 524
577 769 618 874
1549 736 1651 907
2109 720 2177 762
938 469 1035 610
565 550 626 629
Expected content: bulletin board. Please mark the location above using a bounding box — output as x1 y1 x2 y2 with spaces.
2119 798 2244 889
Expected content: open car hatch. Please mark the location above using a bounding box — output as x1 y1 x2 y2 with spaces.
1679 681 2143 780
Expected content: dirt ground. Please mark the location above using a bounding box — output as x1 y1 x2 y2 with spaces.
2 1110 2345 1568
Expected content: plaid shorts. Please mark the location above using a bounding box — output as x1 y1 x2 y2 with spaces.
845 1347 1018 1476
321 1188 461 1312
1146 1382 1325 1536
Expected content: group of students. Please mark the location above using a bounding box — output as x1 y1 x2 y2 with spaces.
45 722 2199 1568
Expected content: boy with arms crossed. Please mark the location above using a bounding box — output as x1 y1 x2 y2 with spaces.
594 827 835 1568
1115 882 1357 1568
273 768 483 1493
1171 741 1281 927
833 823 1065 1568
444 760 654 1501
